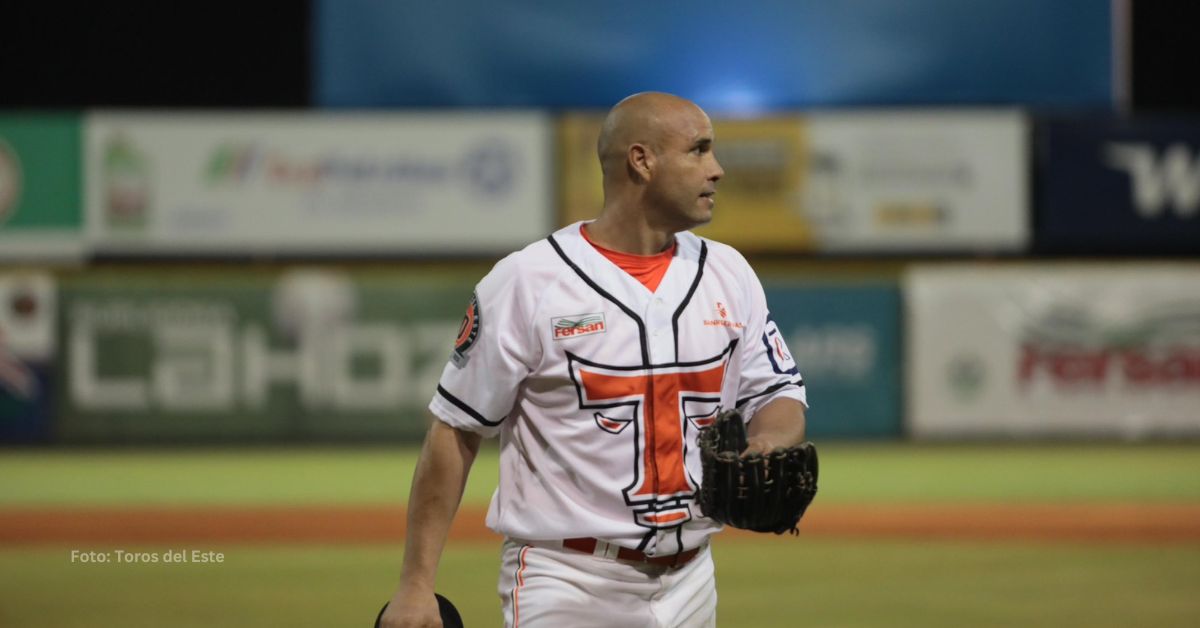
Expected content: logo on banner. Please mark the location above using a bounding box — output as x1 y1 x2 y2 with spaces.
460 140 517 198
946 353 987 401
1017 304 1200 388
205 139 519 201
1105 143 1200 218
0 279 42 400
102 133 151 230
66 279 456 414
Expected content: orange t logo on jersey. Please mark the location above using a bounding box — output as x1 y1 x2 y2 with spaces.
567 342 734 529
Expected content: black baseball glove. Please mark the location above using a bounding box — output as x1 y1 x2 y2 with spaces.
374 594 463 628
696 408 818 534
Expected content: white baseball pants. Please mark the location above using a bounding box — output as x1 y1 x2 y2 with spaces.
497 538 717 628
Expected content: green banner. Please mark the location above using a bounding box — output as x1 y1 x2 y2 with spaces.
0 114 83 259
765 283 902 438
57 269 479 442
57 269 903 443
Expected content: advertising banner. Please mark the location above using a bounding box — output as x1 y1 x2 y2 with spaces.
765 283 901 438
85 113 551 255
0 114 84 261
1037 118 1200 254
804 111 1028 252
0 272 57 442
58 269 477 442
560 114 817 251
906 265 1200 439
559 111 1027 253
55 269 902 443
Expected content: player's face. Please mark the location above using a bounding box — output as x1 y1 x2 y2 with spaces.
647 106 724 230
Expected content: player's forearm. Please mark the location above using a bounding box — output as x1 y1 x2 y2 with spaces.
745 397 807 453
398 418 482 589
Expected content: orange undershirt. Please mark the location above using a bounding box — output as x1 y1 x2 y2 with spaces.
581 224 676 292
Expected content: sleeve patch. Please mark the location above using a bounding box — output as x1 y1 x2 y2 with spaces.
762 313 799 375
451 292 481 368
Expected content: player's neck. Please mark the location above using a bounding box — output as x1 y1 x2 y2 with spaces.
588 208 677 256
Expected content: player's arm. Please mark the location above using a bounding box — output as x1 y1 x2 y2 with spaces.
744 397 807 456
381 417 482 628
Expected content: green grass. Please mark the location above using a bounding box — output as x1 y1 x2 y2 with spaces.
823 442 1200 503
1 539 1197 628
711 538 1200 628
0 447 431 506
2 443 1199 507
2 444 1199 627
0 544 491 628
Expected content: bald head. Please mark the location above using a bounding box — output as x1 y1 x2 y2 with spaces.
597 92 706 179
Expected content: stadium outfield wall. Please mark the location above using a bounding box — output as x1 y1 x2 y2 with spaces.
5 110 1200 261
5 262 1200 444
2 110 1199 443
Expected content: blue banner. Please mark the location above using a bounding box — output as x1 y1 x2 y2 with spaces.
1037 118 1200 255
764 283 901 438
315 0 1111 110
0 365 53 443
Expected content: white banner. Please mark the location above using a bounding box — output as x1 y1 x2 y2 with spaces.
85 112 551 254
803 111 1028 252
0 271 55 361
906 264 1200 439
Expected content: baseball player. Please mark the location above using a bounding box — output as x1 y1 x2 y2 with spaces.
381 92 808 628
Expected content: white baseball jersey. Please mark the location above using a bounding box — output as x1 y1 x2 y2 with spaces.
429 221 806 557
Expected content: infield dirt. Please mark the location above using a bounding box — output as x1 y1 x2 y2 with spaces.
3 503 1198 545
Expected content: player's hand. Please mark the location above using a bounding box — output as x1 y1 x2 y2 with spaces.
741 435 781 457
378 586 442 628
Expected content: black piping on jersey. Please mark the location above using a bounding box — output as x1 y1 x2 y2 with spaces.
633 518 688 556
681 393 715 492
735 378 805 410
547 234 650 367
436 384 504 427
565 340 736 517
671 240 708 360
566 338 739 373
566 350 647 510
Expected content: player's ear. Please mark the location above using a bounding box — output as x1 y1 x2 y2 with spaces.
628 143 654 183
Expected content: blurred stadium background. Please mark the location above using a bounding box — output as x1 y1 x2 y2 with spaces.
2 1 1199 626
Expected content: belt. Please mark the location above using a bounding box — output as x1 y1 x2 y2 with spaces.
561 537 702 568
